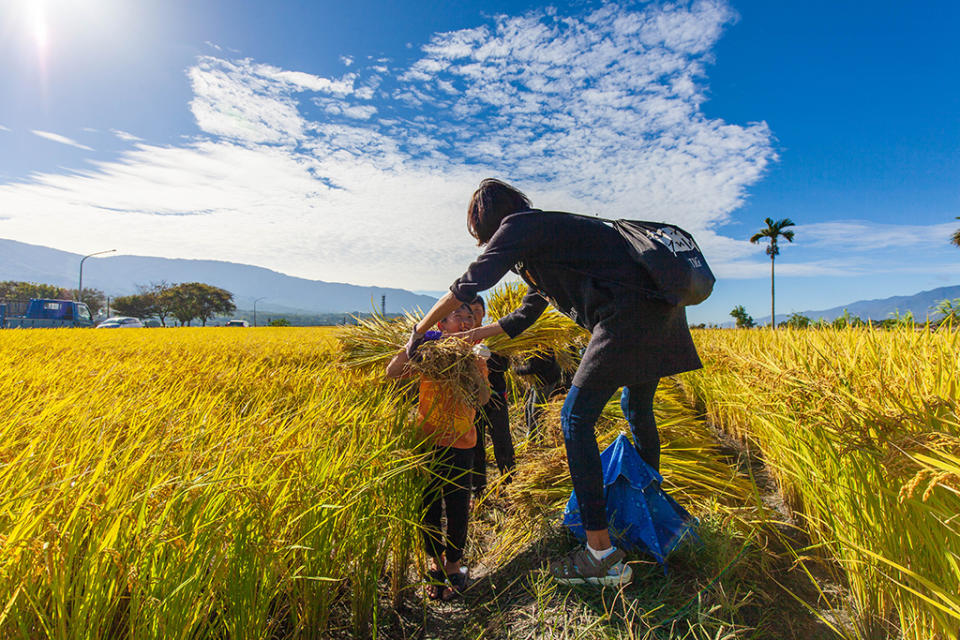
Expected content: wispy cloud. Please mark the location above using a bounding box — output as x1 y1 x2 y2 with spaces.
30 130 94 151
1 1 785 290
0 124 10 132
110 129 143 142
794 220 958 251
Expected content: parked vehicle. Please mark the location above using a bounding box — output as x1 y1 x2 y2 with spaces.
225 319 249 327
96 316 145 329
0 299 94 328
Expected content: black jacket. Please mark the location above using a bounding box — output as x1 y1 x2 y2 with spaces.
451 210 701 388
514 352 562 386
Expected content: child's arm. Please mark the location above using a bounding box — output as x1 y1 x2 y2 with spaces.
385 349 413 379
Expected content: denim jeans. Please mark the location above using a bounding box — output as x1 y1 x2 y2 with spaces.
560 379 660 532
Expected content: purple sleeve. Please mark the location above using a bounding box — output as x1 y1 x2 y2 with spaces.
497 289 549 338
449 215 531 302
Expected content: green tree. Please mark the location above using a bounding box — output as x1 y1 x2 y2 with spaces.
111 293 158 319
164 284 200 326
268 318 291 327
780 312 811 329
164 282 235 327
750 218 796 328
934 298 960 326
729 305 755 328
139 282 173 327
0 281 65 300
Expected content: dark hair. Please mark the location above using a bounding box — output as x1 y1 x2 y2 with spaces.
469 295 485 312
467 178 531 245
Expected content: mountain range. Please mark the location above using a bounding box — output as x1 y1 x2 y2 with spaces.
755 284 960 326
3 238 957 323
0 238 437 315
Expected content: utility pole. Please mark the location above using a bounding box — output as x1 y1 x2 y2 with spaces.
253 297 266 327
78 249 116 302
381 295 386 316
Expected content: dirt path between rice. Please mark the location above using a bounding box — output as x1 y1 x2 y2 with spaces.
369 379 845 640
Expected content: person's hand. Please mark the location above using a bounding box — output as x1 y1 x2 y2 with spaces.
404 327 426 359
449 327 481 343
405 328 442 359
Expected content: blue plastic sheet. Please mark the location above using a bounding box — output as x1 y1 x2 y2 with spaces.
563 433 697 567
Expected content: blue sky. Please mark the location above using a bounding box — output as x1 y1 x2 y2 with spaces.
0 0 957 324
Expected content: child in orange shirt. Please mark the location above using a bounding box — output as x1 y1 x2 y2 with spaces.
386 303 490 600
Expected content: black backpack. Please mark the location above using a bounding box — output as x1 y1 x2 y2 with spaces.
559 212 716 306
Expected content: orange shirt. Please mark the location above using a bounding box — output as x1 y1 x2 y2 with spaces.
417 358 487 449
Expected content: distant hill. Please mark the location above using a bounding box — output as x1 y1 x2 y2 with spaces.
756 284 960 325
0 238 437 314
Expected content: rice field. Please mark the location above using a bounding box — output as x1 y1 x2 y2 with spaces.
683 325 960 640
0 323 957 639
0 327 426 638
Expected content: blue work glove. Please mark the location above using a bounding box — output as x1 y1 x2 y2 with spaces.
405 328 441 360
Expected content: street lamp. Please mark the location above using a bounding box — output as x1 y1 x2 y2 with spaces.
78 249 116 304
253 297 266 327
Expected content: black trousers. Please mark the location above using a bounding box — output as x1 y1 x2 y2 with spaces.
422 445 474 563
525 380 557 442
471 392 515 494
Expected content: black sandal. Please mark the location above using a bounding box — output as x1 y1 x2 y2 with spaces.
425 569 448 601
441 569 468 601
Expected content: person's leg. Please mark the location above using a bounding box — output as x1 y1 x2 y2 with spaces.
485 392 515 479
560 383 619 549
471 411 488 498
421 447 446 569
442 447 474 571
621 379 660 472
527 380 557 441
524 385 538 439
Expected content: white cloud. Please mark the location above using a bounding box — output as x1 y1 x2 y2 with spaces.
0 1 814 292
110 129 143 142
0 124 10 132
340 55 354 66
794 220 958 251
30 130 94 151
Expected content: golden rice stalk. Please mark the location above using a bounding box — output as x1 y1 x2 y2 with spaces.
484 281 588 367
335 311 419 371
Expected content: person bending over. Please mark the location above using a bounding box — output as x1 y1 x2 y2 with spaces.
405 179 701 587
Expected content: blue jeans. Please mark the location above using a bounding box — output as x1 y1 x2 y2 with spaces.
560 380 660 532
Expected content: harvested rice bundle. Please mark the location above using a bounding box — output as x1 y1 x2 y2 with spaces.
336 312 489 407
335 311 419 371
415 337 489 408
485 281 588 369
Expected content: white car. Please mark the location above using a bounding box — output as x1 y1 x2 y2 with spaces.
96 316 144 329
225 319 249 327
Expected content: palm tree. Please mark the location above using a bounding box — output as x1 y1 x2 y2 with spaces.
952 217 960 248
750 217 796 328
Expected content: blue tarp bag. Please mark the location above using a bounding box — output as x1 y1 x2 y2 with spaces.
562 433 697 567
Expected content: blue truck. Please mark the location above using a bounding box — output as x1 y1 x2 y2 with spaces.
0 299 95 328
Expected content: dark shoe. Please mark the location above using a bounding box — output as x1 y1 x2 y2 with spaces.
549 547 632 587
